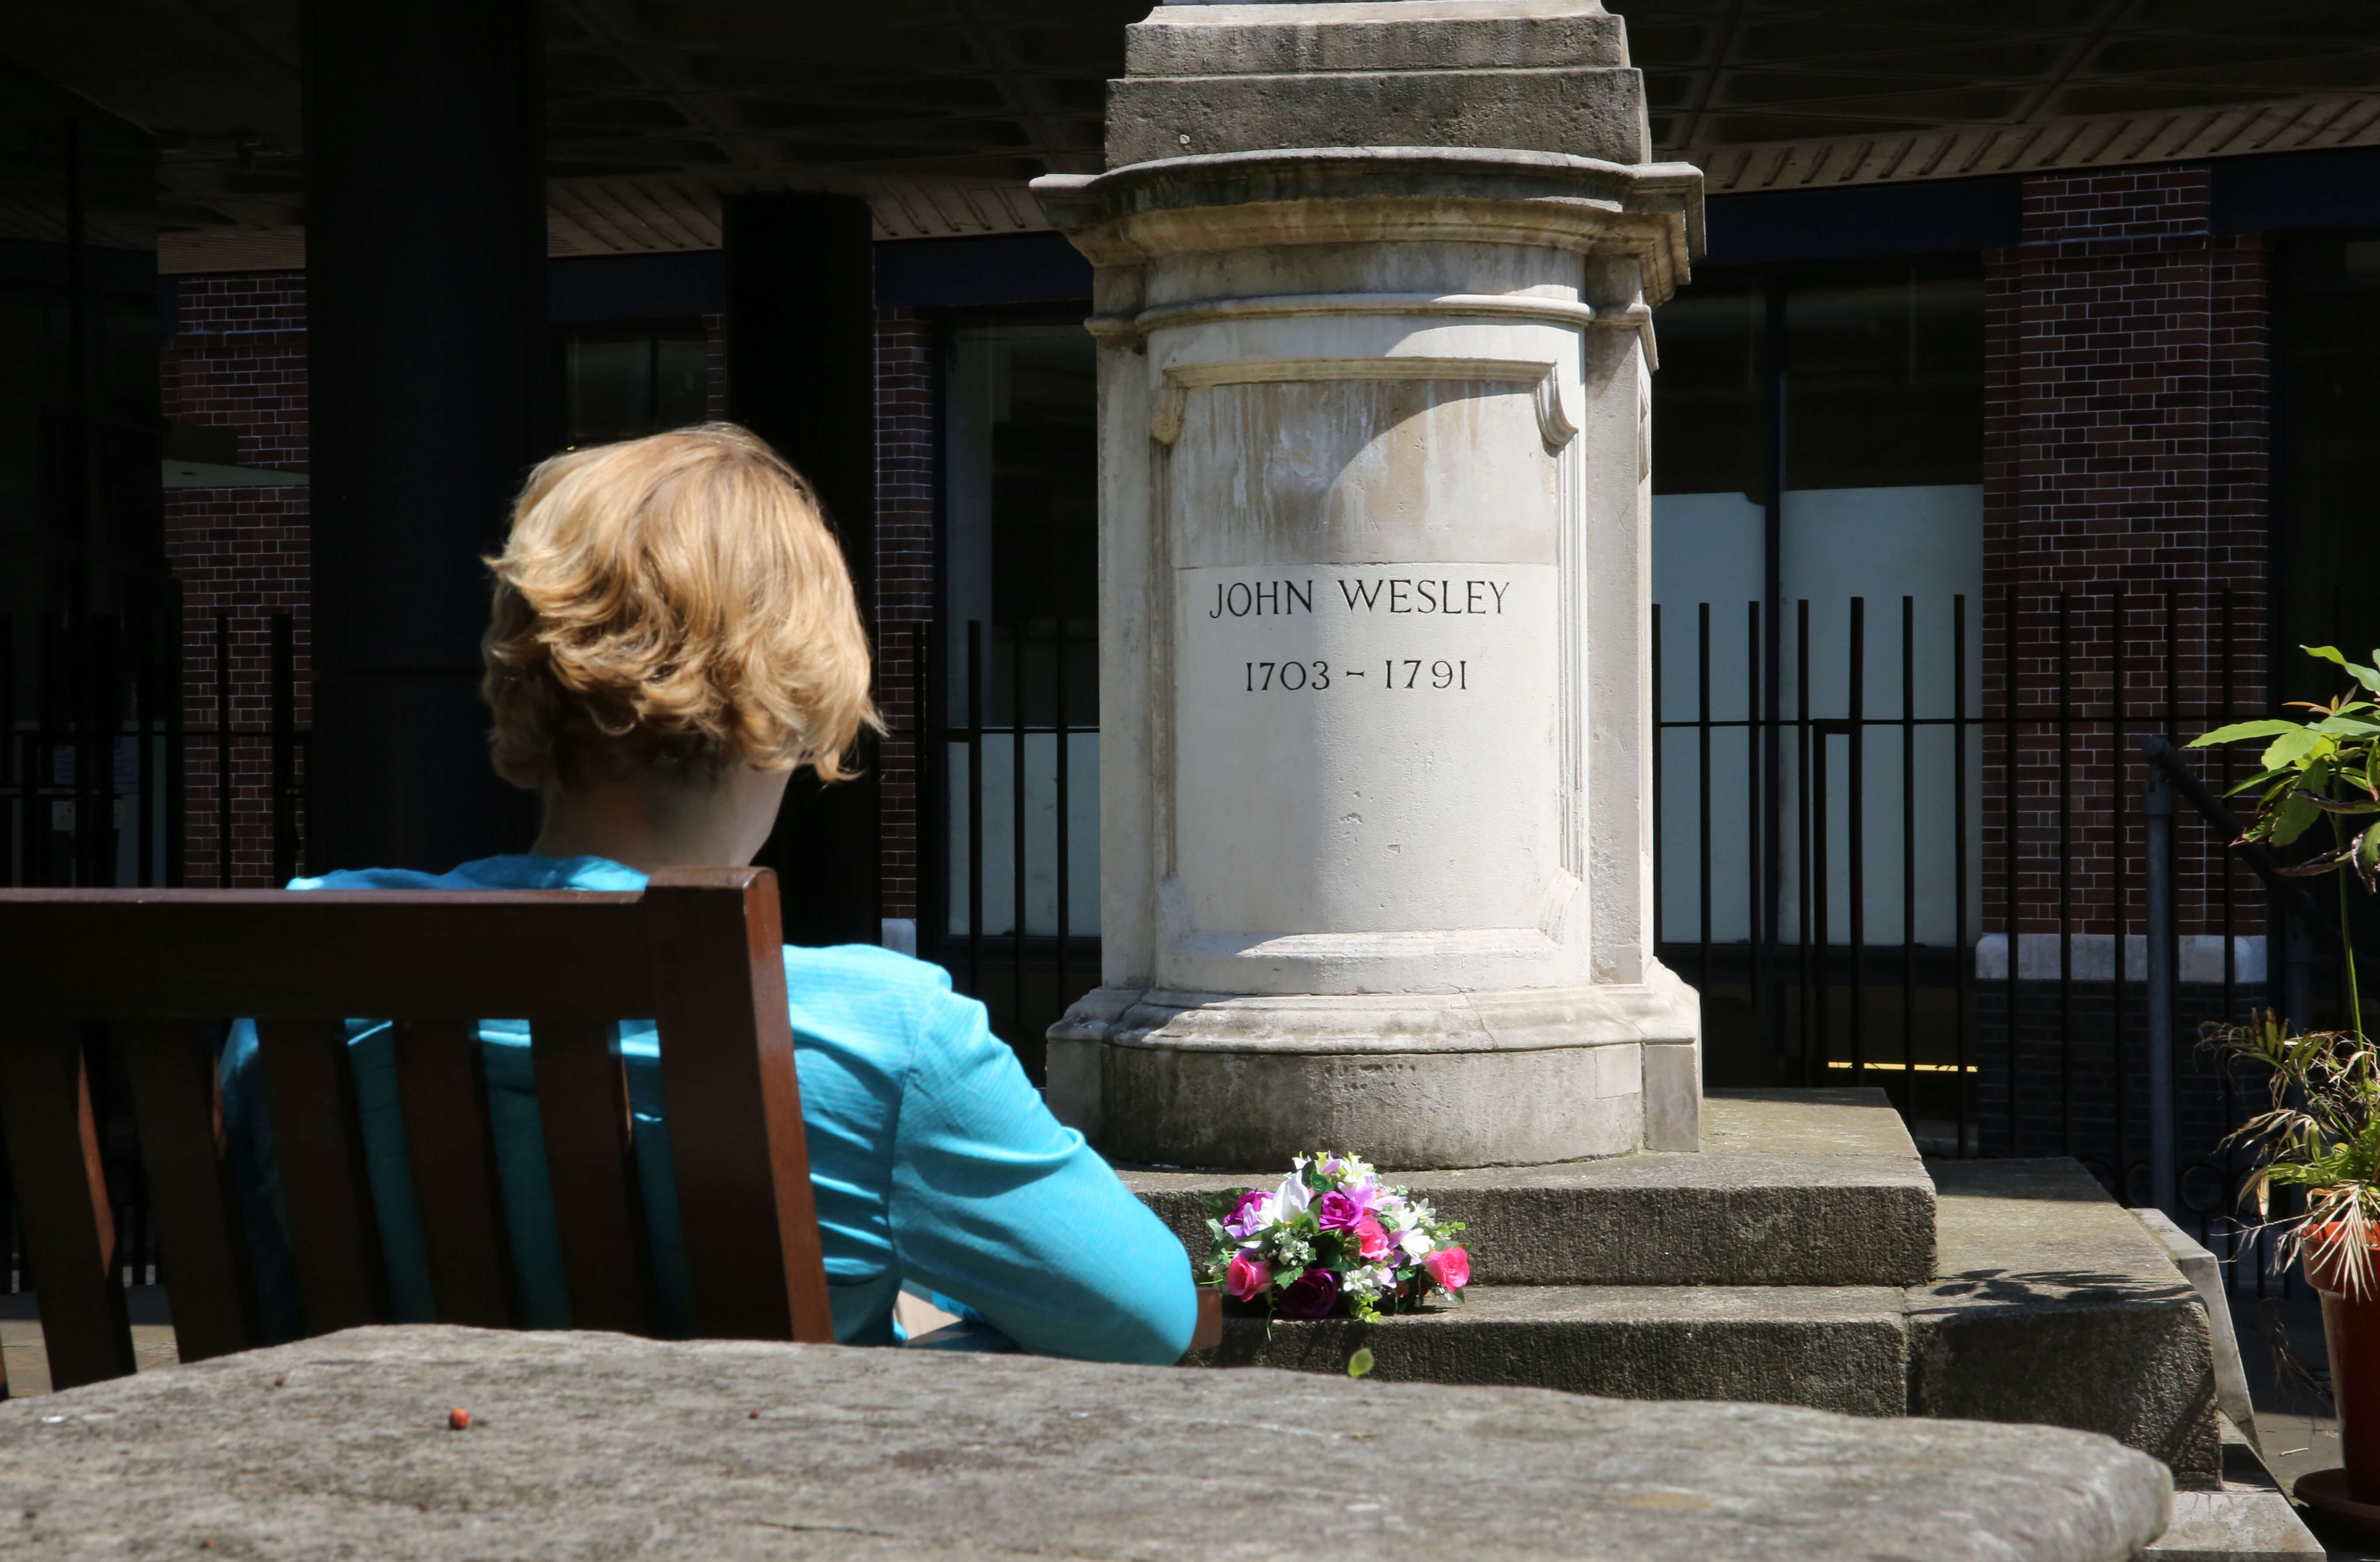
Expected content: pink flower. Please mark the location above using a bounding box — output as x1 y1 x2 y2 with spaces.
1225 1251 1272 1301
1423 1246 1470 1292
1315 1190 1366 1231
1353 1214 1392 1261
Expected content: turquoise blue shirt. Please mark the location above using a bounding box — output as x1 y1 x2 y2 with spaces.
218 853 1194 1365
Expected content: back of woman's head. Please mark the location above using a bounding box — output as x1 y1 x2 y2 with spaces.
481 423 878 792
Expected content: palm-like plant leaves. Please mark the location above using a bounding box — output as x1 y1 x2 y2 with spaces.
2196 647 2380 1294
2216 1016 2380 1299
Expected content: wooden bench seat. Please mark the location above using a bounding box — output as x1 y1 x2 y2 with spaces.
0 867 833 1394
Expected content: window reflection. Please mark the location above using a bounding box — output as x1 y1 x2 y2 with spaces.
940 321 1099 957
556 324 707 447
2282 235 2380 705
1651 260 1985 974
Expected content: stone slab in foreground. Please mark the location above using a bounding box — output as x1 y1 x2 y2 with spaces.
0 1325 2167 1562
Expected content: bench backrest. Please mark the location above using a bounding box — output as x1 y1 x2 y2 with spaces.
0 867 834 1394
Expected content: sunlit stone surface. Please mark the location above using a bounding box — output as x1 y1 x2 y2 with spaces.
1037 1 1706 1167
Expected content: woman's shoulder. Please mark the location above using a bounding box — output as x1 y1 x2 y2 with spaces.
779 944 972 1059
287 865 481 891
287 854 646 892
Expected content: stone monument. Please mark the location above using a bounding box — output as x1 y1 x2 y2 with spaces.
1035 0 1704 1169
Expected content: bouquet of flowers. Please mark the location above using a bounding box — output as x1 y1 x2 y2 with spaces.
1202 1152 1470 1321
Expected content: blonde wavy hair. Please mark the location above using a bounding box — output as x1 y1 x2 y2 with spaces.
481 424 879 792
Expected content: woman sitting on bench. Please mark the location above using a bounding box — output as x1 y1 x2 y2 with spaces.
221 424 1196 1363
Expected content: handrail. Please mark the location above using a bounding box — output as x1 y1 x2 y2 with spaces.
2139 735 2342 954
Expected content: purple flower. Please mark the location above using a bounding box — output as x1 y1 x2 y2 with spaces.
1275 1268 1342 1319
1222 1189 1274 1239
1315 1190 1366 1231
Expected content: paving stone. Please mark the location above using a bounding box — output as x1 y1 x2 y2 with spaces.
0 1324 2170 1562
2142 1416 2324 1559
1124 1088 1935 1287
1193 1282 1910 1416
1912 1159 2222 1489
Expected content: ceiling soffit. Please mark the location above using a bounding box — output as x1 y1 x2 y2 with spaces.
10 0 2380 265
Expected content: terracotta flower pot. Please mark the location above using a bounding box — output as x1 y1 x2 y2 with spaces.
2300 1224 2380 1522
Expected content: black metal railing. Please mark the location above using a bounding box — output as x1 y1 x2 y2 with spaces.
1653 586 2315 1294
919 619 1099 1083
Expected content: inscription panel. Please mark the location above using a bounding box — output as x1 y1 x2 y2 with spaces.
1174 561 1561 937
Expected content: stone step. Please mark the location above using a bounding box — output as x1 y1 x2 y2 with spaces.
1912 1157 2219 1488
1162 1109 2223 1491
1124 1087 1936 1288
1192 1282 1911 1417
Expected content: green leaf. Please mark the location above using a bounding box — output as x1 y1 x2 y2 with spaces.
2263 728 2325 772
2224 766 2300 798
1346 1347 1375 1379
2357 825 2380 893
2317 713 2380 737
2307 645 2380 694
2272 791 2323 847
2297 793 2380 815
2190 719 2309 748
1201 1189 1255 1221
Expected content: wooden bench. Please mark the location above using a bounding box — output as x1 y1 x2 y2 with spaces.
0 867 833 1394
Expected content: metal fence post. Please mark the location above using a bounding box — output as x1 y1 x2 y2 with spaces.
2144 760 2176 1218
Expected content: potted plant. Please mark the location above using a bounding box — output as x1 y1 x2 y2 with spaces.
2195 645 2380 1521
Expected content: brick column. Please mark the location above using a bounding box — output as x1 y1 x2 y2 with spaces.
1976 167 2272 1162
1982 167 2269 947
161 272 313 887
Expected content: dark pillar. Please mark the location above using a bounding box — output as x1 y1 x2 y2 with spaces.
725 194 880 948
304 0 543 873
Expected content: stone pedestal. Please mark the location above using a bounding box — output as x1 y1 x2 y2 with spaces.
1035 0 1704 1169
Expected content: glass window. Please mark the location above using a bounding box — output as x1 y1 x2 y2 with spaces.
938 319 1100 1069
1650 261 1985 1088
2282 235 2380 706
1652 281 1764 501
1787 266 1982 491
556 323 708 447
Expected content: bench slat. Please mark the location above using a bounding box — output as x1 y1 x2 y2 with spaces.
645 871 835 1344
531 1019 652 1336
119 1020 259 1362
394 1020 519 1328
0 1022 136 1389
256 1017 389 1332
0 894 652 1019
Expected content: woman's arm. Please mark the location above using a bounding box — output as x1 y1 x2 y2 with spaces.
885 991 1197 1365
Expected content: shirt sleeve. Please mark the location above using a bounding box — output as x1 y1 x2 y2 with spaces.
883 988 1196 1365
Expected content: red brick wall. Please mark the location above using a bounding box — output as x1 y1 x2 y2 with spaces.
875 308 935 926
161 273 311 887
1982 166 2270 940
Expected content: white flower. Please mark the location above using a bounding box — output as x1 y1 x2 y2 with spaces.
1223 1193 1277 1240
1400 1228 1433 1261
1273 1171 1312 1219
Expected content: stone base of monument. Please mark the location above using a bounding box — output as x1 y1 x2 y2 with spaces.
1052 972 1703 1170
1127 1087 2314 1544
